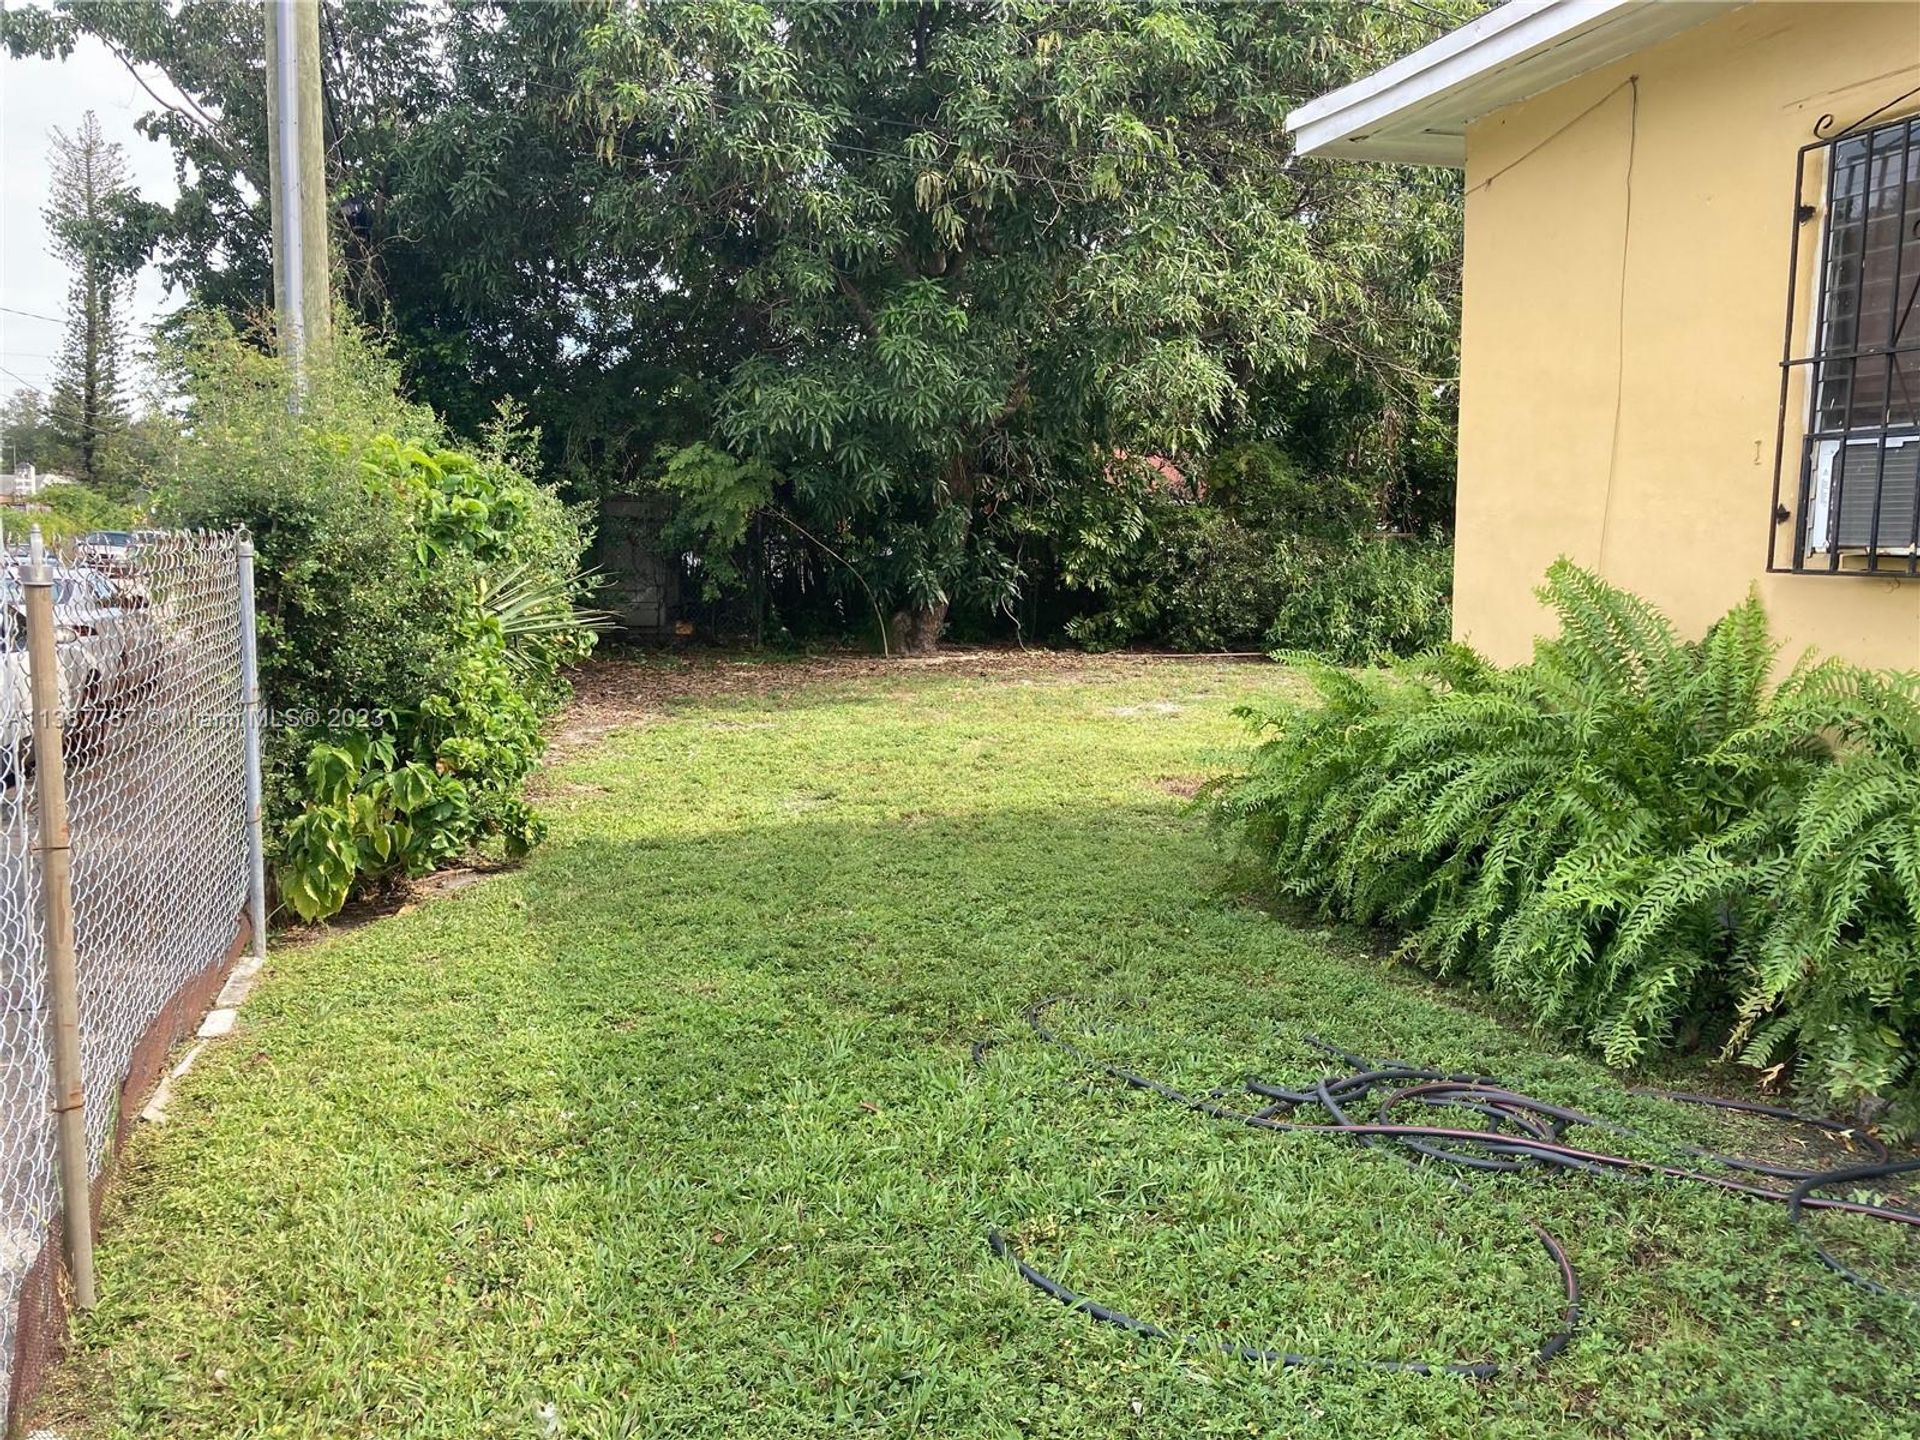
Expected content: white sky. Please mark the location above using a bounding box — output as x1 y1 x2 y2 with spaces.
1 35 185 401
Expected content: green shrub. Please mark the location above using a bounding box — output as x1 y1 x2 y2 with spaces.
1063 501 1288 652
1265 533 1453 664
20 481 140 542
1213 562 1920 1132
1059 500 1452 659
1048 442 1450 658
159 316 597 920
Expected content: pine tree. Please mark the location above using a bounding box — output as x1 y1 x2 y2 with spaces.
44 111 136 488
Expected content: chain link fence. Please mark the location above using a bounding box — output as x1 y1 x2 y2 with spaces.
0 540 53 1434
0 528 261 1425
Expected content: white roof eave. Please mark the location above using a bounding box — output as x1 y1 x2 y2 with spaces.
1286 0 1747 167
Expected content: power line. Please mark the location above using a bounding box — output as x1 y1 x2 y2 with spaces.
0 372 139 445
1 307 64 325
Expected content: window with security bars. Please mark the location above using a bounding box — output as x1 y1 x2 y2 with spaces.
1776 112 1920 573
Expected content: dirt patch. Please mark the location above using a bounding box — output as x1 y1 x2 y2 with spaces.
1156 775 1208 798
1630 1085 1908 1176
413 867 496 898
548 646 1275 752
272 862 517 946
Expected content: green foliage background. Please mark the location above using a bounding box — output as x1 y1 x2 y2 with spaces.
18 481 138 543
1020 441 1451 658
4 0 1472 650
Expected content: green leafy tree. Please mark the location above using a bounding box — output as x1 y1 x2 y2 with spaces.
0 387 68 474
5 1 1470 650
570 0 1465 649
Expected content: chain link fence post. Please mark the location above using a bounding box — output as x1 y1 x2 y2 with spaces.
21 527 95 1313
237 537 267 960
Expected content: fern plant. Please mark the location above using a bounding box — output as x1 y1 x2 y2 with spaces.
1214 562 1920 1132
1725 666 1920 1128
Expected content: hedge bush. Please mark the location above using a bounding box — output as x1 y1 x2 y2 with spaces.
160 317 597 920
1053 448 1452 663
1213 561 1920 1132
26 481 141 542
1061 510 1452 661
1264 532 1452 664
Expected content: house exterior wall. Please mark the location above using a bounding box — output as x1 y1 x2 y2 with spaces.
1456 0 1920 668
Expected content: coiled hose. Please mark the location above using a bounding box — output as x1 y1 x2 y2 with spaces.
985 997 1919 1375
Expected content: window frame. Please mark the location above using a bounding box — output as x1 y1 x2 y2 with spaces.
1769 97 1920 577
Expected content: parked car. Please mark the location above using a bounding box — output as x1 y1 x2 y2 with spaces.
1 599 89 789
74 531 136 573
0 561 162 787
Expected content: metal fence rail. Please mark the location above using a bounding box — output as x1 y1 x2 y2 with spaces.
0 526 262 1423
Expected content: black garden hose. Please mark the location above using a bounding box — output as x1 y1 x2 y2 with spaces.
986 1224 1580 1378
1020 998 1920 1228
985 997 1920 1374
1789 1157 1920 1299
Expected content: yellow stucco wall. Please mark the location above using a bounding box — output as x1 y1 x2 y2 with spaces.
1456 0 1920 668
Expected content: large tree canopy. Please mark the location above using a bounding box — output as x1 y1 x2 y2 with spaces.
5 0 1470 647
564 0 1463 643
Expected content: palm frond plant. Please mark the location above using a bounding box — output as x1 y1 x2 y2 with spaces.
476 559 614 678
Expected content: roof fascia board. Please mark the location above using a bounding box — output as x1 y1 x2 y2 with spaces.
1286 0 1733 166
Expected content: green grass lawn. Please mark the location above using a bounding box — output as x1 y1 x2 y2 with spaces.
41 654 1920 1439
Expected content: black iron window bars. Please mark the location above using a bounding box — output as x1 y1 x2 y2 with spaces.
1771 95 1920 576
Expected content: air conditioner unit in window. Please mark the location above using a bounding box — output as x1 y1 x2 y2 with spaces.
1808 436 1920 556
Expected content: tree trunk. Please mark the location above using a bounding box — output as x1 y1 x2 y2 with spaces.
888 600 949 656
884 451 975 656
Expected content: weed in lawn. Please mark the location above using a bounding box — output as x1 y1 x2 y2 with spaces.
31 657 1920 1439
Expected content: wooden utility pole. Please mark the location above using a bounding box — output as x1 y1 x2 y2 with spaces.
264 0 330 377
